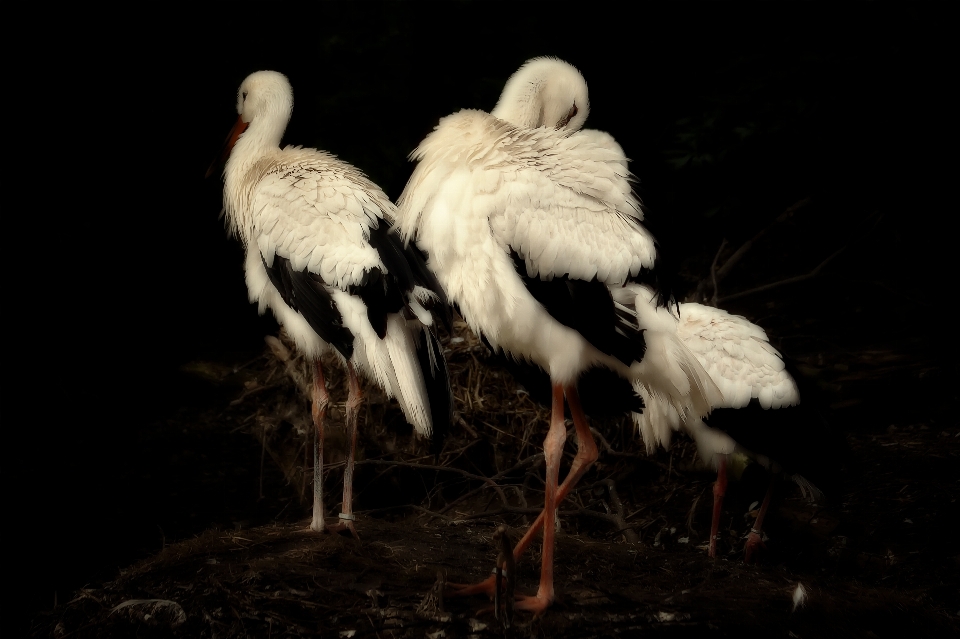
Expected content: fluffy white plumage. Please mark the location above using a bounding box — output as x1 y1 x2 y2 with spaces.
223 71 441 437
445 57 809 565
491 56 591 131
676 302 798 410
483 59 800 472
400 112 655 280
615 284 799 463
395 56 717 610
397 62 675 392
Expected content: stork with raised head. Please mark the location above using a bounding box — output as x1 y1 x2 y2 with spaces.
213 70 452 538
395 57 720 614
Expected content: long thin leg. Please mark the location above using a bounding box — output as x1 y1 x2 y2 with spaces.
512 383 567 615
744 475 776 562
327 362 362 539
450 383 599 599
310 359 330 532
510 384 600 557
709 453 729 558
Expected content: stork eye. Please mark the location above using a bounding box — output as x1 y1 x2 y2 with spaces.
556 103 579 129
241 91 248 101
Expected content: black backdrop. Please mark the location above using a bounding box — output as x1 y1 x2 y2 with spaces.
7 3 950 631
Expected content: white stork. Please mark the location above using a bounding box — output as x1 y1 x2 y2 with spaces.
616 284 823 559
395 57 720 614
213 70 452 538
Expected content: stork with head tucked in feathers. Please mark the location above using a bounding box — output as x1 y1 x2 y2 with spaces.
494 58 831 562
213 70 452 538
395 57 721 614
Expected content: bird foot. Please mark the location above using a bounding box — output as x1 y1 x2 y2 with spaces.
744 529 765 563
512 592 553 617
476 590 549 619
446 574 497 599
326 515 360 540
708 537 718 558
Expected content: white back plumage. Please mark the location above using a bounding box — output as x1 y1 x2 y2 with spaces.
398 111 656 285
396 57 719 435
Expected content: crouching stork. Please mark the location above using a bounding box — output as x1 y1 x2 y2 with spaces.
621 284 834 560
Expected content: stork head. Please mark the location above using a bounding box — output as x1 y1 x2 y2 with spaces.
207 71 294 178
237 70 293 128
492 57 589 131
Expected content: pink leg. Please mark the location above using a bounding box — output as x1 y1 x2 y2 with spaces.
310 359 330 532
326 362 362 539
452 385 599 612
512 383 567 616
508 385 599 561
709 454 728 558
744 476 775 563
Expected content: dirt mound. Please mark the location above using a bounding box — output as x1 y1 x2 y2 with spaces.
32 319 958 637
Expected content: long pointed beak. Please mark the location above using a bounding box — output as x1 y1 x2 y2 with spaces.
205 115 249 179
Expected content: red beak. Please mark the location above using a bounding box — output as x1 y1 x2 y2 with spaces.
205 115 249 178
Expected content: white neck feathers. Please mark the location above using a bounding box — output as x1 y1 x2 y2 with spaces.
223 71 294 242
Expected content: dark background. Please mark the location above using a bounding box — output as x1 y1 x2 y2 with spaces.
9 3 951 632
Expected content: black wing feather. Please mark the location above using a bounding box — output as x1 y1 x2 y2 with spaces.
261 253 355 359
489 350 645 415
404 240 453 332
354 221 452 337
414 328 453 457
624 195 677 310
347 267 396 339
509 250 645 366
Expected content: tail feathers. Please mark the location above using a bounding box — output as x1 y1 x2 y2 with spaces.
632 383 680 454
415 327 452 457
673 340 725 415
382 315 452 455
622 285 724 418
635 330 724 422
383 316 431 437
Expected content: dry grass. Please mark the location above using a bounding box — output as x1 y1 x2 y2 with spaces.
234 321 683 548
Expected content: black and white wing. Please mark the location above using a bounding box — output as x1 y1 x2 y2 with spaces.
247 149 450 438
